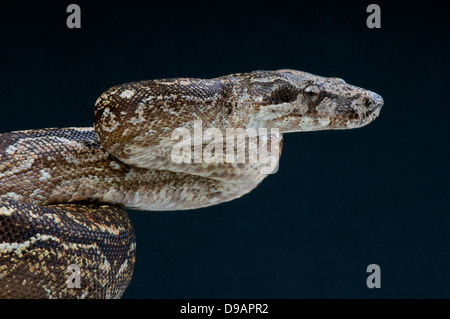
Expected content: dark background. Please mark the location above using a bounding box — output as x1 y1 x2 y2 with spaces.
0 1 448 298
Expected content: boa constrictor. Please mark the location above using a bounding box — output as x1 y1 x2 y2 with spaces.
0 70 383 298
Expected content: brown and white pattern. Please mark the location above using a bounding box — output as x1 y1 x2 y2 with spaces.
0 69 383 298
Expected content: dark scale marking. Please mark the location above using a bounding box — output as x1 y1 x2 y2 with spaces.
0 199 135 299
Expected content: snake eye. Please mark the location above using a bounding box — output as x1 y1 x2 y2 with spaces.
303 85 322 103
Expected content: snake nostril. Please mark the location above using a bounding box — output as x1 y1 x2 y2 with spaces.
365 94 384 110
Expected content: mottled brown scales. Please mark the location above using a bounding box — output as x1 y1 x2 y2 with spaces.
0 69 383 298
0 199 134 298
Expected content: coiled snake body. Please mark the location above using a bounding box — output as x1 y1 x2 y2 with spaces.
0 70 383 298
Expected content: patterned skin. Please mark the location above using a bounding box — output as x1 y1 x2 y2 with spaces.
0 70 383 298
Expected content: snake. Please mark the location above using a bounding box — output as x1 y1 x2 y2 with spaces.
0 69 383 298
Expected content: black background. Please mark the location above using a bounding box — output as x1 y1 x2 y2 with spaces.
0 1 448 298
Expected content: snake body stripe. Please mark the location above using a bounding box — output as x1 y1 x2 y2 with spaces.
0 69 383 298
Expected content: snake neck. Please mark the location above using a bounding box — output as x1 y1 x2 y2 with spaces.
0 127 277 211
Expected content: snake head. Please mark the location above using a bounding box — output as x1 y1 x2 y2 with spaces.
244 69 383 133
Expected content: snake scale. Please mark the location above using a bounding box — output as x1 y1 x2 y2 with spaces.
0 70 383 298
